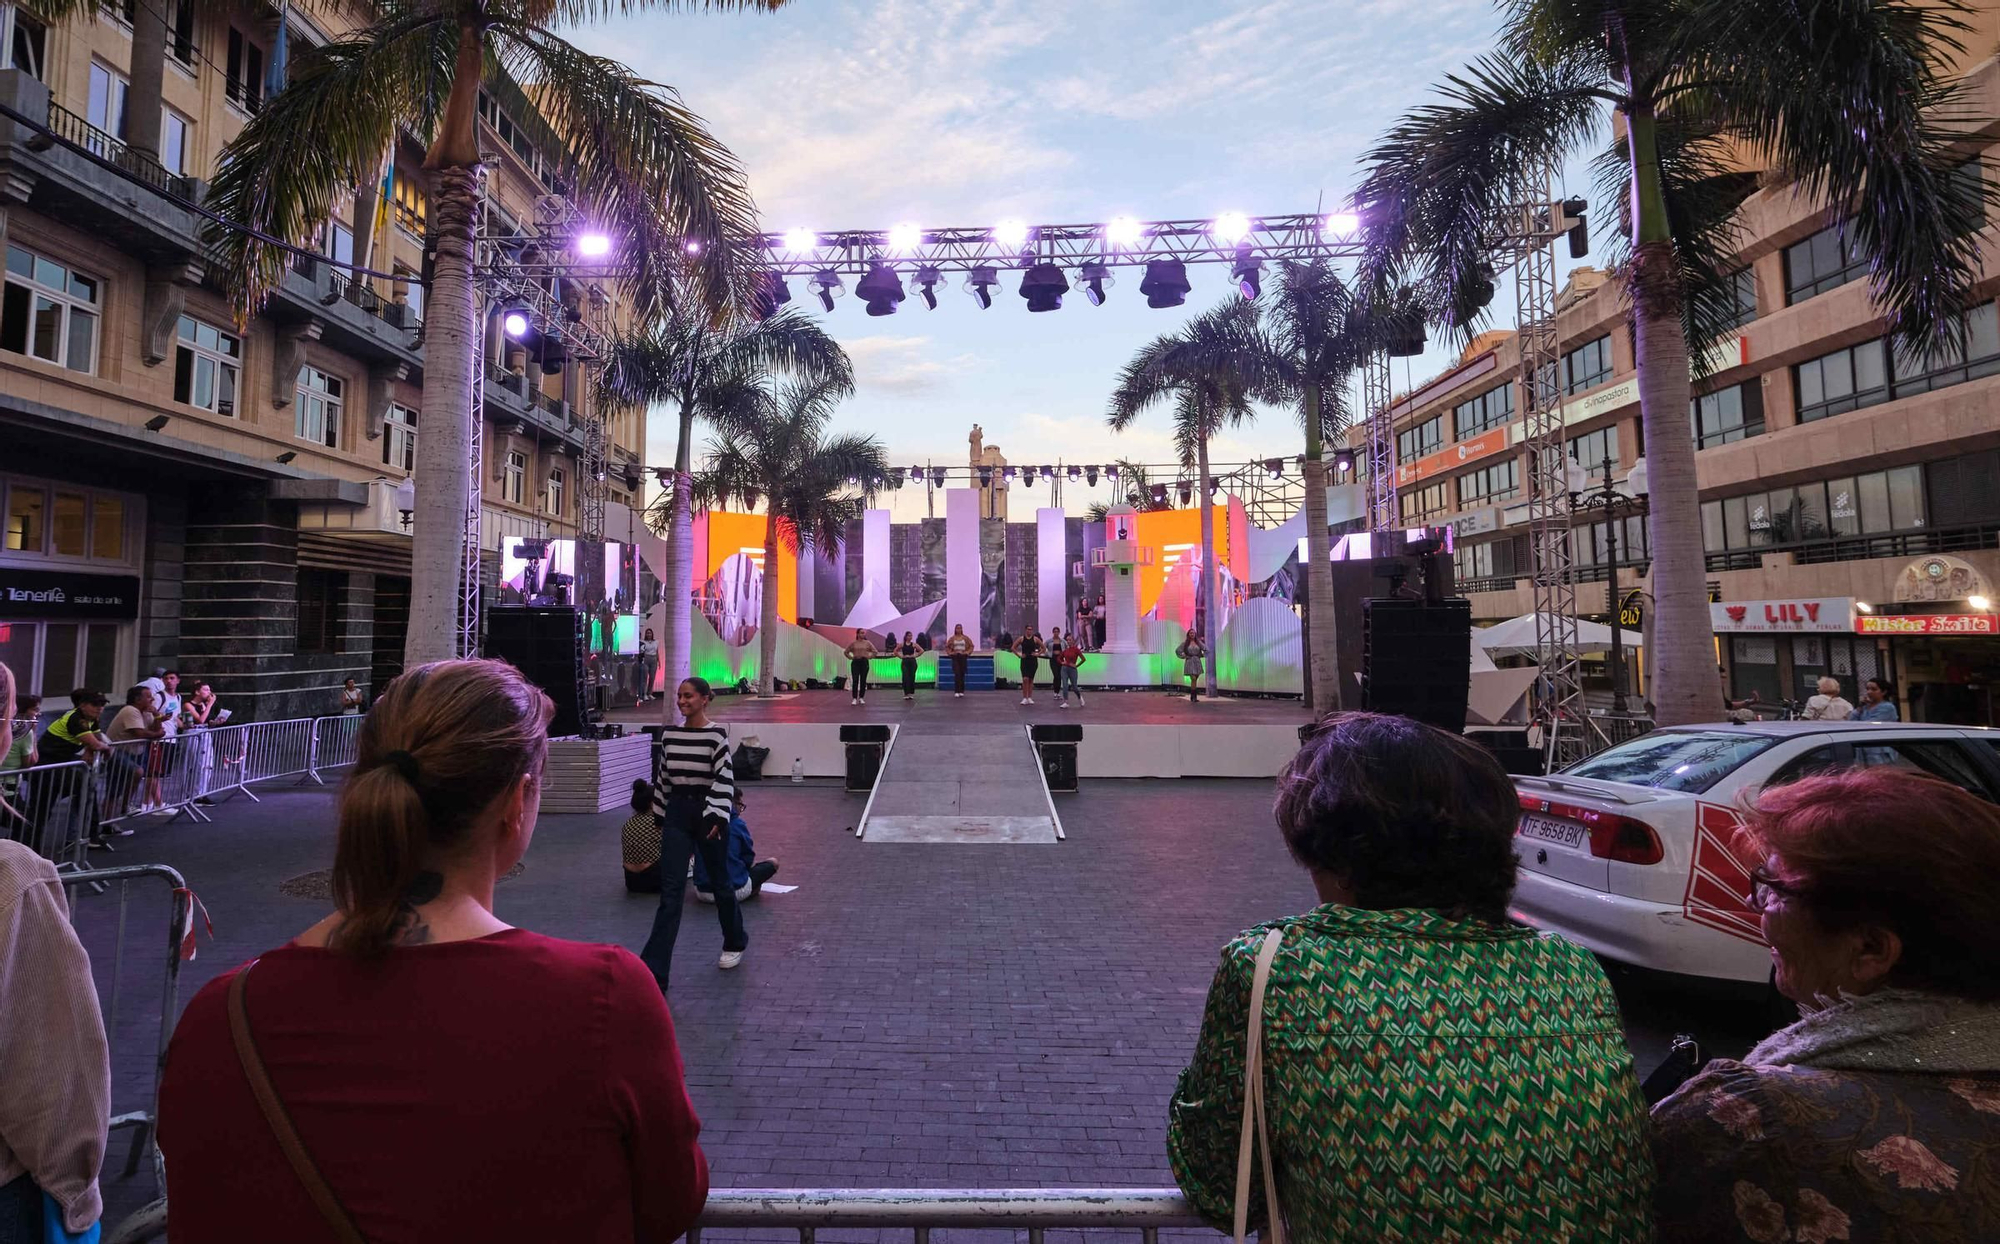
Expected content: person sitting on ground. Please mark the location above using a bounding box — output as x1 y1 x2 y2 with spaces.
1167 712 1654 1240
1856 676 1900 722
1800 675 1854 721
1650 769 2000 1242
693 789 779 904
158 659 709 1243
0 661 111 1243
620 777 663 894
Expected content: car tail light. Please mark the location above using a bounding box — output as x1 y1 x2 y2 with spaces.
1516 792 1664 865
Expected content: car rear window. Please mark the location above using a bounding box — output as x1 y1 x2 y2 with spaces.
1564 731 1778 793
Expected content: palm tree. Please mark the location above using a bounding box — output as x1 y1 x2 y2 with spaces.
1108 298 1268 697
1354 0 1991 726
702 376 889 697
192 0 790 668
605 305 853 720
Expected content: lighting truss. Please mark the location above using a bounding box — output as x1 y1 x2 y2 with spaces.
750 214 1364 278
1361 352 1396 534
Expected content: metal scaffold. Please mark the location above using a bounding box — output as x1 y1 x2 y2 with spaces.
1361 351 1397 535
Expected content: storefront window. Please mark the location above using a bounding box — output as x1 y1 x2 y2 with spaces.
51 491 85 556
2 476 138 565
82 621 118 693
5 484 42 552
91 496 123 559
39 621 76 693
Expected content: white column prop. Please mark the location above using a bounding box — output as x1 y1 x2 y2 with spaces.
1037 507 1066 635
863 508 891 604
796 545 816 622
1100 503 1142 654
946 488 981 644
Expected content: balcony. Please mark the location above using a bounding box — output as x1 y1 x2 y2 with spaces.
0 72 202 266
271 253 424 372
483 362 586 453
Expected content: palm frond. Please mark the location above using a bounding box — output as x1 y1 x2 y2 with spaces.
514 0 788 39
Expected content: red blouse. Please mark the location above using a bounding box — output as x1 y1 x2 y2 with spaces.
158 929 707 1243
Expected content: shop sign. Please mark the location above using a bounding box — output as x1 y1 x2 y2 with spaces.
1856 614 1999 636
1450 507 1500 538
0 567 142 619
1710 597 1855 633
1618 589 1645 630
1560 377 1639 427
1395 425 1513 487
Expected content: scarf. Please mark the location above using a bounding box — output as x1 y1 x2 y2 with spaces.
1747 987 2000 1075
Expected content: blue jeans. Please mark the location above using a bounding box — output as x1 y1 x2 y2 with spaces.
1057 666 1084 702
639 788 747 991
0 1173 40 1244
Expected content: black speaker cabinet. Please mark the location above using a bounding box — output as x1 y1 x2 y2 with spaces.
844 742 884 792
485 607 587 737
838 724 892 743
1361 598 1473 733
1028 723 1083 743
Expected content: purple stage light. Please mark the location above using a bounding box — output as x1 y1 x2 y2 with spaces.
1323 212 1360 238
993 219 1029 248
783 228 819 254
1212 212 1251 243
887 222 922 253
502 310 531 338
1105 216 1142 247
576 233 612 258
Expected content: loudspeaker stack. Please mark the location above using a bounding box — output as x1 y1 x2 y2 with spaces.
1361 598 1473 733
485 607 590 737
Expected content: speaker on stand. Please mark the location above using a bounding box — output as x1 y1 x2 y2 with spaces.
485 607 592 738
1361 597 1473 733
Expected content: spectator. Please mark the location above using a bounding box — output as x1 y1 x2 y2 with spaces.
158 658 708 1242
1857 677 1900 722
1167 712 1654 1240
37 692 114 848
641 677 747 988
1801 676 1854 721
105 684 165 817
1651 769 2000 1241
0 695 37 842
182 681 218 727
621 778 662 894
0 661 112 1242
340 678 365 716
693 789 778 904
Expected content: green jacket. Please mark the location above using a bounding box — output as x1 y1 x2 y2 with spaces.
1168 905 1655 1242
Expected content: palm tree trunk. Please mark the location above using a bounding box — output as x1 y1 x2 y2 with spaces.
757 510 780 697
403 27 485 667
1197 431 1219 697
659 398 696 724
1628 107 1717 726
1301 386 1342 713
125 0 166 161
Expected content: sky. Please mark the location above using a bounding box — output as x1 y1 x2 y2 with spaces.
568 0 1597 521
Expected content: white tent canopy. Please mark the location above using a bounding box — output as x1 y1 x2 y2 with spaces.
1476 612 1643 658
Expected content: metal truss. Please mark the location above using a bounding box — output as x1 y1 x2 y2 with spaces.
749 213 1364 278
457 170 492 660
1361 351 1397 535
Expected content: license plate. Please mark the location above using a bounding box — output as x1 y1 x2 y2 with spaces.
1519 813 1588 850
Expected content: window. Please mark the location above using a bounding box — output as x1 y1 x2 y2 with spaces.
0 621 121 705
90 496 123 560
295 568 344 654
1456 458 1519 507
1398 480 1449 523
477 91 555 184
1890 300 2000 398
1692 383 1764 449
1567 731 1777 794
504 450 526 504
1784 220 1868 304
1454 535 1526 584
160 108 188 177
173 316 240 416
225 27 264 112
1850 740 1996 799
1 244 100 373
1702 466 1926 553
295 366 343 448
1927 450 2000 528
1569 426 1618 482
1718 267 1757 330
0 6 47 80
86 60 127 145
1794 339 1889 423
394 266 423 322
5 484 41 552
1562 335 1613 394
1452 382 1514 439
324 221 353 269
2 477 130 563
1574 514 1648 569
545 466 566 516
49 491 83 556
392 172 427 236
383 404 417 473
1396 415 1444 463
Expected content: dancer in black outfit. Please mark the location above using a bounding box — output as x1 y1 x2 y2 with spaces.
1015 629 1045 706
843 633 877 705
639 677 747 990
899 631 919 700
945 625 973 697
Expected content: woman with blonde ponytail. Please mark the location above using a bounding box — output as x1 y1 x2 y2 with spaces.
158 659 709 1243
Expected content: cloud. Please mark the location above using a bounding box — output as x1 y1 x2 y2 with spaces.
842 334 983 396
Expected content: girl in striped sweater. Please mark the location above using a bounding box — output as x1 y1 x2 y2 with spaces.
638 677 747 991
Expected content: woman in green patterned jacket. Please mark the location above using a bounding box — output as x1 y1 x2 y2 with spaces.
1168 712 1655 1241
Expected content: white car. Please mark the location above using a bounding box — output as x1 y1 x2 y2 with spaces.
1509 722 2000 985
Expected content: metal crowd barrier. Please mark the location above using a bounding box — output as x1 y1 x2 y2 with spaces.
690 1189 1209 1241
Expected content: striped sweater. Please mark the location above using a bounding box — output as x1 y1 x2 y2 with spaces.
652 725 734 828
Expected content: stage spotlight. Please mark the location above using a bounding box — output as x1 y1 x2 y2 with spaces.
1021 469 1035 487
782 228 818 254
1151 484 1169 507
1140 260 1191 309
1323 212 1359 238
1561 197 1589 258
1178 482 1193 506
753 272 792 318
1105 216 1142 247
1232 253 1263 300
1386 314 1426 357
684 239 702 255
911 464 926 481
502 308 532 338
1019 262 1069 312
979 467 993 486
1212 212 1251 244
932 468 947 486
857 263 905 316
1208 477 1220 496
891 469 905 489
1003 466 1017 479
966 266 999 309
812 269 844 312
576 232 612 258
1265 458 1283 479
1085 466 1099 486
1333 449 1356 474
915 265 944 310
1067 466 1081 479
886 222 922 253
1463 263 1497 315
993 219 1030 248
1107 465 1120 482
1078 261 1113 306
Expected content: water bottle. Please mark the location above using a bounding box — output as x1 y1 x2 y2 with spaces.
791 757 804 784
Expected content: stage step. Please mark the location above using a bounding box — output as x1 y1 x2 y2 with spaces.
859 723 1054 843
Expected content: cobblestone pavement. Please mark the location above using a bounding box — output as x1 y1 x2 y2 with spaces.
74 778 1774 1235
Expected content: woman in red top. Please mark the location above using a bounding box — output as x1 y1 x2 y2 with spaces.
157 659 708 1243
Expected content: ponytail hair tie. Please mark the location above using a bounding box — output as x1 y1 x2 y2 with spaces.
383 749 421 785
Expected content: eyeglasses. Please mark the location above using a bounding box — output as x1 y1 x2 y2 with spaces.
1747 864 1811 912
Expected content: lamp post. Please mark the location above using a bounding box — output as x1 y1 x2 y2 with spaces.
1568 453 1649 715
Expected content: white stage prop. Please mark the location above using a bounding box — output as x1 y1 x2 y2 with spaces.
841 509 901 630
1038 508 1067 635
1478 612 1642 657
1216 597 1303 696
946 488 980 643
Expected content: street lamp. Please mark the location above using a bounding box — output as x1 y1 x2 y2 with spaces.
1568 453 1649 714
392 475 416 532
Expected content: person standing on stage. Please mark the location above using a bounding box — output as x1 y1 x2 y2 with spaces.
638 628 660 703
945 625 973 699
1015 629 1045 706
898 632 919 702
1075 599 1092 650
642 677 747 988
843 633 877 706
1056 631 1087 708
1092 594 1106 650
1177 628 1207 704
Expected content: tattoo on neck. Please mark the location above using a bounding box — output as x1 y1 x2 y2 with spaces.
390 870 444 945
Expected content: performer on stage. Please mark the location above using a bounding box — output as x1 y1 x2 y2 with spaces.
641 677 747 988
843 633 877 706
945 625 973 698
1177 628 1207 704
1056 632 1087 708
898 632 919 701
1015 629 1045 706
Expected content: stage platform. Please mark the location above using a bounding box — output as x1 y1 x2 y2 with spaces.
604 690 1308 781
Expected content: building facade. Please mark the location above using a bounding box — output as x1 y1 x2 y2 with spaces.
1369 43 2000 725
0 0 645 720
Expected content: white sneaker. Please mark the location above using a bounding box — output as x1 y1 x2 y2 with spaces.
1059 701 1068 709
1019 697 1029 705
955 692 964 698
718 950 743 970
851 697 860 705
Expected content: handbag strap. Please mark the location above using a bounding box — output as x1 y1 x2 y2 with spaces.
228 961 370 1244
1232 928 1288 1244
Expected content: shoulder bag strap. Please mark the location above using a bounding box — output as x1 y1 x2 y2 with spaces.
1232 928 1288 1244
228 961 370 1244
